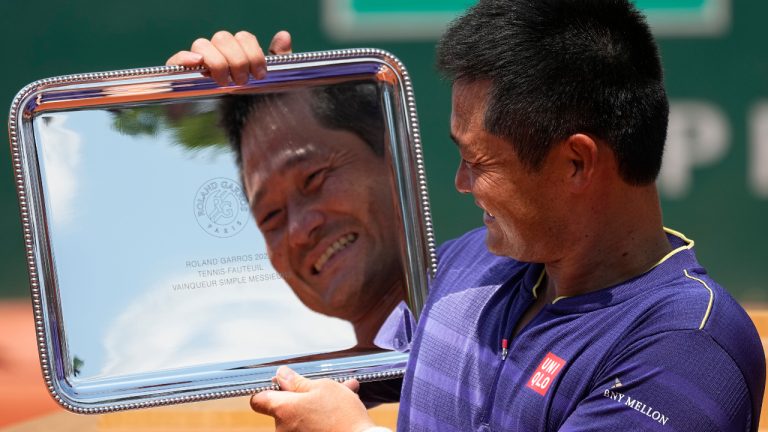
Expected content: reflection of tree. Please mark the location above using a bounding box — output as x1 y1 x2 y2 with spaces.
110 101 228 152
73 356 84 377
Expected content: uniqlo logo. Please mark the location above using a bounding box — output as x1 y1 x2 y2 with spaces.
526 352 566 396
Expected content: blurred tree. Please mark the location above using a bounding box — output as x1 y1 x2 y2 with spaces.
110 102 228 152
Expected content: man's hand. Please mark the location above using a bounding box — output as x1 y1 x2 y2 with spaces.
250 366 377 432
166 30 292 86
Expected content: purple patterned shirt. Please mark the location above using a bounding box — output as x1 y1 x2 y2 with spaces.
398 227 764 431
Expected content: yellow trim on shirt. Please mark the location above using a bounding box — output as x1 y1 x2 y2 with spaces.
531 269 546 299
650 227 695 270
683 269 715 329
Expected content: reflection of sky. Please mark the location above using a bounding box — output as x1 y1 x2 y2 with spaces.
36 116 81 227
34 106 355 380
100 274 354 377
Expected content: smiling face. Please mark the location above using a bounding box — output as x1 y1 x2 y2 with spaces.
240 92 404 322
451 80 568 262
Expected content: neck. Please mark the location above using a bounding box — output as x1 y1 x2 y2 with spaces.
350 281 404 348
542 185 672 302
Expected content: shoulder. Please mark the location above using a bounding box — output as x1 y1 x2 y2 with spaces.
615 259 758 346
683 268 765 422
567 328 756 431
643 266 761 365
436 227 491 266
602 266 765 431
430 227 528 297
681 267 758 345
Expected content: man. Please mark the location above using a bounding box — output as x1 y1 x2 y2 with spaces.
167 0 765 430
219 85 407 348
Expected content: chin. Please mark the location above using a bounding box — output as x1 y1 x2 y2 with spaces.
315 286 357 313
485 232 529 261
315 303 356 321
484 232 509 256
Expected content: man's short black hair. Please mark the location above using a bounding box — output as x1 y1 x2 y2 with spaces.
437 0 668 185
220 81 385 167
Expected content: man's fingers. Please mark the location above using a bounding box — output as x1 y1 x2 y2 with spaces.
169 30 279 86
165 51 203 67
343 378 360 393
210 31 251 85
190 37 231 86
234 31 267 80
250 390 277 416
273 366 315 392
250 389 302 417
269 30 293 55
253 369 374 431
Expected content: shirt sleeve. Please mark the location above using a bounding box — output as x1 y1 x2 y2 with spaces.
558 330 753 432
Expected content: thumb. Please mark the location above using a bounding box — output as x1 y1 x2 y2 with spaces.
250 388 304 416
343 378 360 393
165 51 204 67
273 366 313 392
269 30 293 55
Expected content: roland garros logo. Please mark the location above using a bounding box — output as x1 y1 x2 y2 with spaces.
194 178 250 238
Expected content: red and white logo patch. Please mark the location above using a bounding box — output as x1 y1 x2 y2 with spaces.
526 352 566 396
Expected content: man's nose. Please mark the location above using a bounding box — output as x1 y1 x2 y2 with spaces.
287 207 324 247
455 160 473 194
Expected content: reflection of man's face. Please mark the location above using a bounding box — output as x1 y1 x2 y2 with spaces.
240 93 403 323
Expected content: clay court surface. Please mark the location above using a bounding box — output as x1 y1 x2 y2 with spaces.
1 300 766 431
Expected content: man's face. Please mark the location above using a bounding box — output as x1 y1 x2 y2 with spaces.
240 93 403 321
450 80 567 261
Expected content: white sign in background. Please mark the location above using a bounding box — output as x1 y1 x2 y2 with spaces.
323 0 731 41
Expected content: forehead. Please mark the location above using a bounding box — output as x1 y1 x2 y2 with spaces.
451 79 492 133
238 97 326 192
242 93 314 144
240 94 324 163
238 97 379 198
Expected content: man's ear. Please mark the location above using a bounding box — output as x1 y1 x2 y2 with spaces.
562 133 598 191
